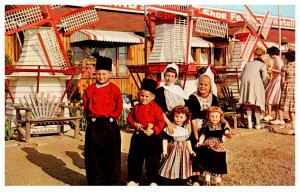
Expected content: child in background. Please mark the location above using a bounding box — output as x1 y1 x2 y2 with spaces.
127 78 165 186
159 105 196 185
194 106 233 186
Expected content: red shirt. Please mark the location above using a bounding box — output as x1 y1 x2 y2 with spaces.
127 100 165 135
83 82 123 120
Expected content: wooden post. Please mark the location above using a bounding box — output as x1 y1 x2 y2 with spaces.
16 109 22 141
25 110 31 143
59 106 65 136
233 114 237 129
74 108 81 139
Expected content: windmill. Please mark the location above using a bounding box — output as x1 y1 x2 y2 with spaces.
225 5 273 98
240 5 273 62
5 5 100 133
127 5 230 89
5 5 100 103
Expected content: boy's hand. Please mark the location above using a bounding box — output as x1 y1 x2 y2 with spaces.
134 123 143 131
142 128 154 136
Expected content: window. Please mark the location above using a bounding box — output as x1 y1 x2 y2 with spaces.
73 46 129 78
73 46 83 65
191 48 196 61
118 46 128 76
214 48 226 66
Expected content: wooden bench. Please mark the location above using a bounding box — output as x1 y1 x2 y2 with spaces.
215 73 239 129
14 92 82 143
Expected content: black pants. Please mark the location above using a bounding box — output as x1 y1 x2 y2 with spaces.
127 132 162 185
84 117 121 185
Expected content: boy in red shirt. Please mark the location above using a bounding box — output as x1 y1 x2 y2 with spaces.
127 78 165 186
83 56 123 185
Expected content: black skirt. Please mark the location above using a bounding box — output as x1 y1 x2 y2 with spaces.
194 146 227 174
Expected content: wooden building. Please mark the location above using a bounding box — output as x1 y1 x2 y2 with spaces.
5 5 296 103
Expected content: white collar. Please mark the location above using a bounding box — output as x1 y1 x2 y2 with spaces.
163 84 189 100
96 82 110 88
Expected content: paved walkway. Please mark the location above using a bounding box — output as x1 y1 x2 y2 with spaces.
5 121 295 186
5 122 295 148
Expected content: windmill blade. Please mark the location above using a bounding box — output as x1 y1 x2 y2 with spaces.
241 5 260 33
5 5 44 35
240 34 258 62
173 18 188 63
258 11 273 40
36 27 68 70
195 17 228 38
61 6 100 35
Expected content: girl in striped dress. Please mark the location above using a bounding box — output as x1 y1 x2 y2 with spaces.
159 105 196 185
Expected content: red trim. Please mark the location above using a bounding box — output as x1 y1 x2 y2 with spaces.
258 11 273 40
148 5 193 16
68 68 87 101
5 66 86 75
240 34 251 58
37 66 41 93
257 11 268 36
80 30 96 40
128 33 144 43
5 79 15 104
5 19 49 36
244 5 259 24
193 11 233 24
240 14 258 36
60 5 95 18
184 17 192 90
240 6 270 61
247 38 259 62
64 21 101 36
5 5 34 14
45 5 71 69
61 68 77 102
37 32 55 75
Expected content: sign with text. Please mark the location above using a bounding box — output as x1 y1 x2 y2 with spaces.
194 6 295 30
96 5 295 30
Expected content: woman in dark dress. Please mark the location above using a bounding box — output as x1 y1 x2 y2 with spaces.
186 75 219 185
155 63 189 134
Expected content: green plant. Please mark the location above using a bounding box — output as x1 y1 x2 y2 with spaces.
5 54 12 65
67 49 75 66
117 108 131 128
69 100 87 131
5 119 14 140
67 80 81 103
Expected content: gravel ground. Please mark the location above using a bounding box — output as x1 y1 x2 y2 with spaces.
4 126 295 187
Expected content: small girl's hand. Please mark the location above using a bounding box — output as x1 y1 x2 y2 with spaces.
195 142 202 148
224 130 233 139
161 153 168 159
190 151 196 156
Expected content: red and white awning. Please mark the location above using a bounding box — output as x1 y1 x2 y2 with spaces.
190 37 214 48
70 29 144 44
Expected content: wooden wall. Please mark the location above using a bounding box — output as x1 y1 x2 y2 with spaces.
5 34 21 65
77 43 146 100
